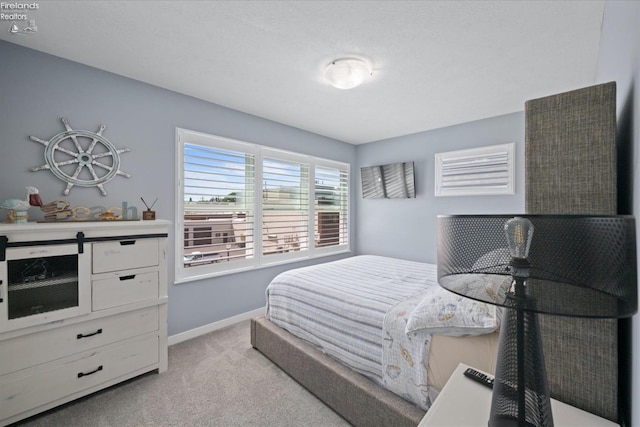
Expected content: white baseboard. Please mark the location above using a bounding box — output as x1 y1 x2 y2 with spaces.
168 306 265 346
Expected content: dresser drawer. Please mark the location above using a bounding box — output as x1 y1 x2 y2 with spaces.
0 335 158 421
93 271 159 311
0 306 159 376
92 239 159 273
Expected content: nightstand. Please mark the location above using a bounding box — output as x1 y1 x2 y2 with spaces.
418 363 619 426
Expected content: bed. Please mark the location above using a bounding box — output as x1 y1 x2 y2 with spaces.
251 255 500 426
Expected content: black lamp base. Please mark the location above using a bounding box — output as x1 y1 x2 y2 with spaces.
489 303 553 427
489 414 539 427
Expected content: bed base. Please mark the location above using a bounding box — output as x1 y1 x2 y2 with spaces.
251 316 425 427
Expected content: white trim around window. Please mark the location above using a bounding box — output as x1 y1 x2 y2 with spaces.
175 128 350 283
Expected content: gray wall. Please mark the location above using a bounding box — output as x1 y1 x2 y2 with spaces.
355 112 525 263
0 41 356 336
595 2 640 425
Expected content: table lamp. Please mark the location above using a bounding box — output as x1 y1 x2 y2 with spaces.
437 215 637 427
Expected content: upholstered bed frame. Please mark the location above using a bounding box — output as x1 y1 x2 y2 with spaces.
251 82 628 426
251 316 425 426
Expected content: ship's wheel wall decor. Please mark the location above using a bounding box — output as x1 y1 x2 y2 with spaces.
30 118 131 196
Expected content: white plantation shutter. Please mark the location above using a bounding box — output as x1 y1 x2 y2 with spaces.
315 164 349 248
176 128 350 282
182 141 255 266
262 156 310 256
435 143 515 197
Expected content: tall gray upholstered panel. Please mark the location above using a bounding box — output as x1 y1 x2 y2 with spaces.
525 82 620 423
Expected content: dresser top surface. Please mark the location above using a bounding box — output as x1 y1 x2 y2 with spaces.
0 219 171 242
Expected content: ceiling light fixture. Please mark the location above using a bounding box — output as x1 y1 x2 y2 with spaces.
324 58 373 90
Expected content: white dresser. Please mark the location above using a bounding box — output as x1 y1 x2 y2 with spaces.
0 220 170 426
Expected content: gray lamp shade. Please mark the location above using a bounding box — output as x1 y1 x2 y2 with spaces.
437 215 638 318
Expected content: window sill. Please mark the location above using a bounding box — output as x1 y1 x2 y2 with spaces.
173 248 352 285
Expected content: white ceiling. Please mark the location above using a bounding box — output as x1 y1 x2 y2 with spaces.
1 1 605 145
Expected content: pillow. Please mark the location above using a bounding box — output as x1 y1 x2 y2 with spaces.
405 285 501 337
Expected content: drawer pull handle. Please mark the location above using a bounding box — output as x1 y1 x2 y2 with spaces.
77 365 103 378
120 240 136 246
119 275 136 281
77 328 103 339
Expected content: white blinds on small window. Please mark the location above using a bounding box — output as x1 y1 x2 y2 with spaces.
435 143 515 197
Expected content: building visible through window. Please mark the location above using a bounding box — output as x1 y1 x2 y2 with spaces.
176 129 350 281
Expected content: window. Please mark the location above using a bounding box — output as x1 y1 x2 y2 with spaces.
315 165 348 247
176 128 350 282
262 155 309 256
434 143 515 197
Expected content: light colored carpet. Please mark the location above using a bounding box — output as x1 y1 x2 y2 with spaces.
13 320 350 426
